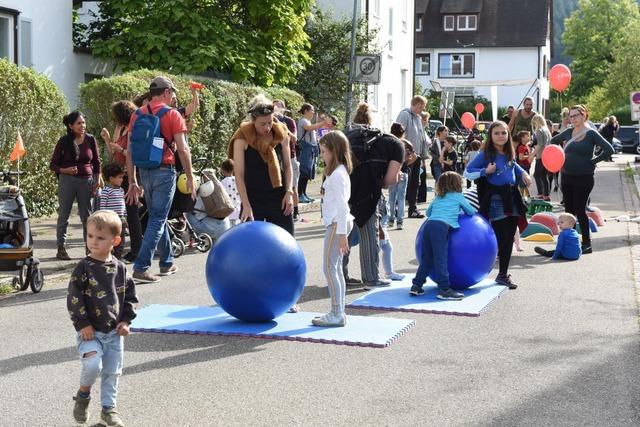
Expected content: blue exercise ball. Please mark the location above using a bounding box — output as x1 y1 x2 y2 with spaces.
415 214 498 290
205 221 306 322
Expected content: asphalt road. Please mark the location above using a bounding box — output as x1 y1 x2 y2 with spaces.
1 155 639 426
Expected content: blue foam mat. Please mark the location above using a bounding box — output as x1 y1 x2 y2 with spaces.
347 277 506 317
131 304 415 348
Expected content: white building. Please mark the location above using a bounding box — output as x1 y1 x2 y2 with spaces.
415 0 552 118
0 0 111 107
316 0 415 131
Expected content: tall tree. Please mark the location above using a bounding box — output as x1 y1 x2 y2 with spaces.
83 0 313 86
562 0 640 99
292 7 379 117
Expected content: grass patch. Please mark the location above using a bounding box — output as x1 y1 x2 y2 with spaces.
0 283 14 295
625 165 634 178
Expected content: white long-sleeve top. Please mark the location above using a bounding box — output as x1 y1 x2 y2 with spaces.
321 164 354 235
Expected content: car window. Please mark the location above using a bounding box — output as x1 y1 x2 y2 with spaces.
617 128 638 138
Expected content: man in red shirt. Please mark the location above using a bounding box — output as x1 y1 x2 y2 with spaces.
126 76 195 283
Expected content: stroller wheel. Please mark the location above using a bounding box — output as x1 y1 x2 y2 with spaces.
17 265 28 291
171 237 185 258
30 265 44 294
196 233 213 253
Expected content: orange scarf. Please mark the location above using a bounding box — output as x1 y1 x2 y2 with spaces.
228 119 287 188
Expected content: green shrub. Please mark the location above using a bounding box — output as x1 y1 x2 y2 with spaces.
0 59 68 216
79 70 304 168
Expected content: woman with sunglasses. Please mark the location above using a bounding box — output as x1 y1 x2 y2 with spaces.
465 121 532 289
550 105 613 254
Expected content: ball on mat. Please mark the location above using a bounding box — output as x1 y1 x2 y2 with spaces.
415 214 498 290
205 221 306 322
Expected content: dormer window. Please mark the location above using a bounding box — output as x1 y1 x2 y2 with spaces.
443 15 455 31
457 15 477 31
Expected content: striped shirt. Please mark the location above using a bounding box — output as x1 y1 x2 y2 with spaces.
99 185 126 217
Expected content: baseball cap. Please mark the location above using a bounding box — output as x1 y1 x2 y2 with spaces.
149 76 177 92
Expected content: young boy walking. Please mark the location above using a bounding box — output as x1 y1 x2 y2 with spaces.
67 210 138 426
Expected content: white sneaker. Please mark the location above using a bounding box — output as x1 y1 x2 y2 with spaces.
387 272 405 281
311 312 346 327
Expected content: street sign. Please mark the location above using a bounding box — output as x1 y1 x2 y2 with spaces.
439 90 455 119
353 54 381 84
631 91 640 121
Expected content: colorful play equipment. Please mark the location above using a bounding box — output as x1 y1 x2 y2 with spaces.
523 233 555 243
529 212 560 235
586 208 605 226
576 217 598 234
527 199 553 216
521 222 553 238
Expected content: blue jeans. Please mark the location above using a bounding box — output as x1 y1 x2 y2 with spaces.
134 167 176 272
413 219 451 290
432 162 442 183
388 172 408 225
185 212 231 241
76 330 123 408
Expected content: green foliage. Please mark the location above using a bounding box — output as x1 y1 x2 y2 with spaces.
0 59 68 217
85 0 313 87
562 0 640 99
292 7 379 119
420 90 492 128
79 70 304 169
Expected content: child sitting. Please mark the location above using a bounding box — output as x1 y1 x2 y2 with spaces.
98 163 126 259
220 159 241 226
67 210 138 426
440 136 458 173
410 171 477 300
534 213 581 260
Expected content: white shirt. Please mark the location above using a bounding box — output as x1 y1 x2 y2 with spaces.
221 176 241 221
321 164 353 235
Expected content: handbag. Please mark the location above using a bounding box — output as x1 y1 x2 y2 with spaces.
197 170 235 219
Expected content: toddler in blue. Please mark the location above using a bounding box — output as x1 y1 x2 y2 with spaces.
534 213 581 260
410 172 477 300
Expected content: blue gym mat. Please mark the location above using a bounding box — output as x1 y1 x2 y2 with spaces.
347 277 506 317
131 304 415 348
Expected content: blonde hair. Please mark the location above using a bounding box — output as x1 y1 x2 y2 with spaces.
320 131 353 177
558 212 577 226
353 102 372 125
435 171 463 197
87 210 122 237
531 114 547 131
411 95 427 106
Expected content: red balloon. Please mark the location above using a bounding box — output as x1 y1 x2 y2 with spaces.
461 112 476 129
474 103 485 114
541 145 565 173
549 64 572 92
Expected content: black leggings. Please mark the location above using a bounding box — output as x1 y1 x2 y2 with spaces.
491 216 519 275
534 160 549 196
561 173 594 245
298 176 309 197
252 204 294 237
406 160 421 212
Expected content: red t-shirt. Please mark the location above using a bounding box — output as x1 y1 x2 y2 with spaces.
113 130 128 166
517 144 531 169
128 100 188 165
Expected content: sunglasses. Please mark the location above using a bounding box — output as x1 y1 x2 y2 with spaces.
249 105 275 115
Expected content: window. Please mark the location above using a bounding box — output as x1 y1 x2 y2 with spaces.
0 13 15 62
443 15 454 31
388 8 393 53
19 19 32 67
438 53 475 78
457 15 477 31
416 14 423 32
415 54 430 75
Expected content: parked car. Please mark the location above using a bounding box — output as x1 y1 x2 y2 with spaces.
617 125 640 154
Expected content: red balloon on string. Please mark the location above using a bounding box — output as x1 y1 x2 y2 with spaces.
461 112 476 129
549 64 572 92
541 145 565 173
474 103 485 114
190 82 205 90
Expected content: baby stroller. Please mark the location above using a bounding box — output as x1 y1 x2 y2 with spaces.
0 170 43 293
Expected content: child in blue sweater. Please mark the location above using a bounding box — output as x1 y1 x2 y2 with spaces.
410 172 477 300
534 213 581 260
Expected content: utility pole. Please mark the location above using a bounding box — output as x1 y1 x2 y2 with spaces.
345 0 358 126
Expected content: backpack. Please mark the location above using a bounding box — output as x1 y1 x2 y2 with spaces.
130 104 172 168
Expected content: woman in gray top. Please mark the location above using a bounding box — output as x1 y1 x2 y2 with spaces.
296 103 329 203
530 114 552 200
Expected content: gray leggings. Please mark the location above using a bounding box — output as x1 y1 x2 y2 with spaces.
323 223 351 315
57 174 93 246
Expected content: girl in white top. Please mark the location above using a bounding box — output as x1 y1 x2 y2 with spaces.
312 131 353 327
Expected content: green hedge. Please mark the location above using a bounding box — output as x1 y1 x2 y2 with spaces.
0 59 68 216
79 70 305 168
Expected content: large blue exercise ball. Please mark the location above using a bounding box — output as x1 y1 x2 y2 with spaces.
415 214 498 290
206 221 306 322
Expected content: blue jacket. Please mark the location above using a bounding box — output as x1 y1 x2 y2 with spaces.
554 228 581 260
465 151 524 186
426 192 477 228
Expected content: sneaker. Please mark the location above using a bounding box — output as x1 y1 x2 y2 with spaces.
543 196 551 202
293 213 300 223
100 407 125 427
306 195 316 203
159 264 178 276
298 194 310 203
409 284 425 296
387 272 405 281
311 312 346 327
437 288 464 300
534 246 551 257
495 273 518 290
408 210 425 219
73 393 90 424
364 279 392 290
122 252 137 264
396 223 404 230
57 246 71 261
287 304 299 313
388 219 395 228
581 244 593 254
132 270 161 283
345 277 363 287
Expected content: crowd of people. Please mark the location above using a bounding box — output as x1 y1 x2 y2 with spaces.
60 77 616 425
